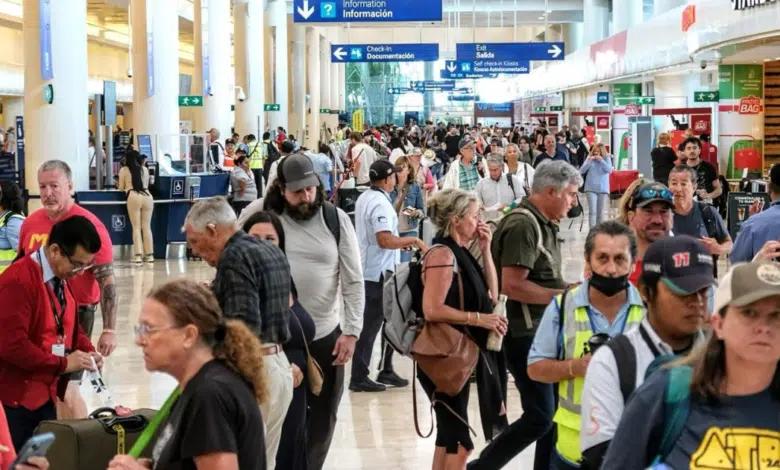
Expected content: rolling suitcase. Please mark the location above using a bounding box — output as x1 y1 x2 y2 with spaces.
34 407 159 470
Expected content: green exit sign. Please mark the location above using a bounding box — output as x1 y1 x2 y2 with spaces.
320 108 331 114
615 96 655 105
694 91 719 103
534 107 546 112
178 95 203 107
549 106 563 111
264 104 280 112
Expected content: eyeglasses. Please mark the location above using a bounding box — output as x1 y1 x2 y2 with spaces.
631 187 674 208
65 253 94 274
134 324 176 339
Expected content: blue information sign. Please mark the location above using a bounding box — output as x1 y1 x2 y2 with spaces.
597 92 610 104
331 43 438 63
448 95 479 102
294 0 442 23
440 68 497 80
410 80 455 92
103 81 117 126
137 135 154 162
456 42 565 62
39 0 53 80
387 87 412 95
441 60 525 79
476 102 512 113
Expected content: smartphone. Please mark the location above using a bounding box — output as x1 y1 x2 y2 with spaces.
10 433 55 468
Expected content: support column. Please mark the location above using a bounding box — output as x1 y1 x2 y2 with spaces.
4 98 23 131
583 0 610 47
23 0 89 192
612 0 643 34
270 0 289 135
122 103 134 131
291 26 307 143
306 28 321 150
330 33 339 112
131 0 180 167
423 62 434 123
234 0 265 139
339 60 346 112
655 0 687 16
320 35 331 110
561 23 584 56
194 0 232 140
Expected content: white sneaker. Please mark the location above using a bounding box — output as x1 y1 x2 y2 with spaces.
132 255 143 265
144 254 155 264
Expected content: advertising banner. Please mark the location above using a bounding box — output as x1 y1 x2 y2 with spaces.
727 192 771 240
719 64 765 178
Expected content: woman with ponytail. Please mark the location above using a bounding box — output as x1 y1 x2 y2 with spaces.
108 279 267 470
601 261 780 470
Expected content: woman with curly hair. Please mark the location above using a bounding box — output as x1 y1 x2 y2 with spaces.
108 279 267 470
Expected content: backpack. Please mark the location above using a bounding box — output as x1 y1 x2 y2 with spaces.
382 245 458 356
262 143 281 182
651 365 693 466
697 201 720 277
321 201 341 246
506 173 517 199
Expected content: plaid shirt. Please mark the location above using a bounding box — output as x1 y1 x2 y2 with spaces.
212 231 292 344
458 160 481 192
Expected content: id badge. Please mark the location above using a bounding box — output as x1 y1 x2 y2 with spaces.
52 343 65 357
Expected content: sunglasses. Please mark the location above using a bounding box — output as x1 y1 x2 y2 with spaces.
631 187 674 208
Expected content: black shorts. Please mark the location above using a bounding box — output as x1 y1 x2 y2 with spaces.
70 304 97 382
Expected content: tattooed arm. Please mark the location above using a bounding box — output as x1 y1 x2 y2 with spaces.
93 263 118 356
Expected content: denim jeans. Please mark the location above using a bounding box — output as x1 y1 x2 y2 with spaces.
585 192 609 229
467 334 555 470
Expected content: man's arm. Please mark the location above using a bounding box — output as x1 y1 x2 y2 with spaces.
93 263 117 356
730 223 754 263
527 299 590 383
502 266 562 305
707 176 723 199
580 347 625 467
336 209 365 338
214 261 262 334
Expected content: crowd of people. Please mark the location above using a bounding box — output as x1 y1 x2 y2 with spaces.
0 115 776 470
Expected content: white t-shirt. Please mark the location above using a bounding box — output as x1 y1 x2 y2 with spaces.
351 143 377 185
354 187 399 282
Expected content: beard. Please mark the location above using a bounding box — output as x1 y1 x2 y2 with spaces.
284 191 324 221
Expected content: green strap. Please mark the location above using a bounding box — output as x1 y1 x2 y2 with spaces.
128 388 181 458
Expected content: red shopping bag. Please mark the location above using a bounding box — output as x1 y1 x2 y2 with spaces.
610 170 640 194
734 147 761 170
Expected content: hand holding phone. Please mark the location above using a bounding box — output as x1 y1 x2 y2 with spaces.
10 433 54 470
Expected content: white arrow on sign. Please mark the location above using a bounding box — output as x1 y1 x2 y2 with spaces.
333 47 347 61
297 0 314 20
192 97 201 104
708 93 716 99
547 44 562 58
446 62 457 73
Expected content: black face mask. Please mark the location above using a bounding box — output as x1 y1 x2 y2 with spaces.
589 271 629 297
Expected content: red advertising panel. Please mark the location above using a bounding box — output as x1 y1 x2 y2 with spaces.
596 116 610 129
734 146 762 170
691 114 711 135
625 104 642 116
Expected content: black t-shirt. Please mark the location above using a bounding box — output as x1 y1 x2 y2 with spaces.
693 160 718 194
151 360 266 470
444 134 461 158
435 128 447 143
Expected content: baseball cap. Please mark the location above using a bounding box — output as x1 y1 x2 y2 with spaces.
714 262 780 314
280 141 295 154
369 160 402 182
278 153 320 191
459 135 476 150
640 236 715 295
409 147 423 155
630 182 674 210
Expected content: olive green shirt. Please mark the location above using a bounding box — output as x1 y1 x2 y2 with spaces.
491 198 565 337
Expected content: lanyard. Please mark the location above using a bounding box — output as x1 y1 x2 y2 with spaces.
35 250 65 337
639 324 662 357
583 301 631 336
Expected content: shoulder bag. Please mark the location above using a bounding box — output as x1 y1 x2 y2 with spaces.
291 311 324 396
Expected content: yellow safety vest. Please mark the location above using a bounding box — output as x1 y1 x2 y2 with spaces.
248 141 263 169
0 213 24 274
553 285 645 465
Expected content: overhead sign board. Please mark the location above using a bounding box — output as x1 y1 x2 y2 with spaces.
596 92 610 104
410 80 455 92
731 0 777 11
625 103 642 116
445 59 529 77
535 107 546 112
550 106 564 111
264 104 281 111
615 96 656 105
456 42 565 62
294 0 442 23
330 43 438 63
448 95 479 102
694 90 719 103
440 61 498 79
476 103 512 113
387 87 412 95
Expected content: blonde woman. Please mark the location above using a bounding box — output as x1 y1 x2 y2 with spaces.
651 132 678 187
580 143 613 229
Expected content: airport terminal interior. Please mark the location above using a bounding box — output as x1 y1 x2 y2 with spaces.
0 0 779 469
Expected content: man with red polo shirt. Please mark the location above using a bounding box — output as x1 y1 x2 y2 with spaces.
0 215 103 450
624 182 674 286
17 160 116 419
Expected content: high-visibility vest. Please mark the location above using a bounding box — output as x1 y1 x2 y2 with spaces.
553 285 645 465
0 213 24 274
247 141 263 169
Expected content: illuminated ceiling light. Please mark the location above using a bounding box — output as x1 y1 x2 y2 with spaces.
538 16 545 20
546 9 552 13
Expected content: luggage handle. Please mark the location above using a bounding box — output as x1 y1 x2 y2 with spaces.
88 407 118 420
99 415 149 434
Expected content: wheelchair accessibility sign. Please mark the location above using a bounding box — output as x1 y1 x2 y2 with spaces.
173 179 185 196
111 215 126 232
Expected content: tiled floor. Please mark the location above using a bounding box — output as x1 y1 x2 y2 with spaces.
79 210 606 469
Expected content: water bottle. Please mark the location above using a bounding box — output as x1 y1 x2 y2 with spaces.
502 200 518 216
88 357 116 408
487 294 508 352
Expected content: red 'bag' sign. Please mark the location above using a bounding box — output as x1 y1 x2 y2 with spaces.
625 104 641 116
739 96 761 115
734 146 761 170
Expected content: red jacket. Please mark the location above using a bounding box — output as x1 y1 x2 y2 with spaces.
0 255 94 409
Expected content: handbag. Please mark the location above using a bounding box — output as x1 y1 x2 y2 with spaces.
292 310 324 396
411 251 479 397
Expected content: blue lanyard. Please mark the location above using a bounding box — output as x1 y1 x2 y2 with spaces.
583 301 631 335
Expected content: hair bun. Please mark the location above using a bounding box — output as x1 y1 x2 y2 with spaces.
214 322 227 343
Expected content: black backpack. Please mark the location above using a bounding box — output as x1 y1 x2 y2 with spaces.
262 143 281 182
322 201 341 246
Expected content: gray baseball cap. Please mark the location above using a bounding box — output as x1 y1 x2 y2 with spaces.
459 135 476 150
278 153 320 191
714 262 780 314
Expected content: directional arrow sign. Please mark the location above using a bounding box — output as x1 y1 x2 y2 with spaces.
410 80 455 92
330 44 438 63
456 42 566 62
534 107 547 112
549 106 564 111
264 104 280 111
387 87 412 95
440 62 498 80
178 95 203 107
448 95 479 102
294 0 442 23
694 90 719 103
615 96 655 105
